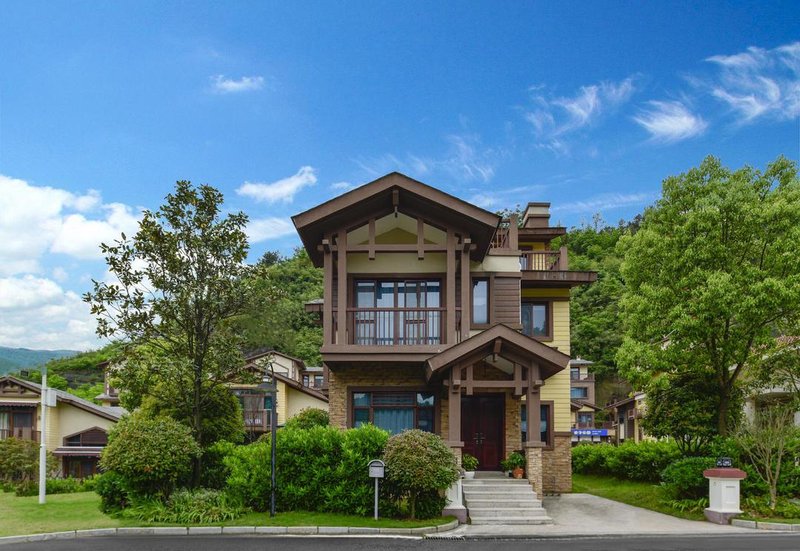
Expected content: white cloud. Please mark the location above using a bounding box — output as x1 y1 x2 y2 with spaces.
50 203 140 260
245 217 296 243
52 267 68 282
552 192 653 214
704 41 800 122
237 166 318 204
633 100 708 143
0 275 99 350
331 181 354 191
524 77 636 140
211 74 265 94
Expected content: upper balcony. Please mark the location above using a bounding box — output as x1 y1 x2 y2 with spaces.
0 427 40 441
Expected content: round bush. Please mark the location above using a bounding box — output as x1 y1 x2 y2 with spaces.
284 408 330 430
383 430 459 519
660 457 716 499
95 471 131 513
100 411 201 499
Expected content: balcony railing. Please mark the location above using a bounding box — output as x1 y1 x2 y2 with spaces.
348 307 446 345
243 410 272 432
570 373 595 382
490 216 519 250
0 428 40 441
520 250 567 271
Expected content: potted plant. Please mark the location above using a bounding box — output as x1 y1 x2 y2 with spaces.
501 452 526 479
462 453 479 479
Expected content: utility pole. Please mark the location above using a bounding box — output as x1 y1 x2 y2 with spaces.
38 364 47 505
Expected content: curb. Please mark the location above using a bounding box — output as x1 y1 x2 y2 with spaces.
731 519 800 532
0 520 459 545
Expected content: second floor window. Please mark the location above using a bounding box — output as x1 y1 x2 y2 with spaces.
571 387 589 400
521 301 550 339
353 279 441 345
472 279 489 325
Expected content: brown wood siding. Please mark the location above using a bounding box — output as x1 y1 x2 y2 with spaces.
493 277 520 325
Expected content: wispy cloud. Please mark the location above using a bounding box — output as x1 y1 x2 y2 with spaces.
523 78 636 144
330 181 354 191
245 217 296 243
211 74 265 94
633 100 708 143
703 41 800 123
237 166 317 204
552 192 653 215
468 184 548 210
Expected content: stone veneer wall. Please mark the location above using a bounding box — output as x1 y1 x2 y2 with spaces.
505 393 522 455
541 434 572 493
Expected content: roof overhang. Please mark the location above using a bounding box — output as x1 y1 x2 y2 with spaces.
521 270 598 287
425 324 570 382
292 172 501 267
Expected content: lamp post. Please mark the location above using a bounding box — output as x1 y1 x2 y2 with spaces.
257 361 278 518
38 364 48 505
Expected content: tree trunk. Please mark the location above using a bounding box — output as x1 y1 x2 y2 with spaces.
717 385 730 437
192 374 203 486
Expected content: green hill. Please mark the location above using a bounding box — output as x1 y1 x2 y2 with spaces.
0 346 79 375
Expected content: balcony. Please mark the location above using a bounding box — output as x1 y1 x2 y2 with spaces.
520 249 568 271
570 372 595 382
348 307 446 346
243 409 272 432
0 428 40 441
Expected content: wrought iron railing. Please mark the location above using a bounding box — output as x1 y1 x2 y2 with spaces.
0 428 40 441
347 307 445 345
243 410 272 431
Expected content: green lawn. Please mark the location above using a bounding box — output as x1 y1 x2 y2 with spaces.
0 491 452 537
571 474 705 521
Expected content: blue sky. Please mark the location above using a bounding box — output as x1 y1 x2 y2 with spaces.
0 1 798 350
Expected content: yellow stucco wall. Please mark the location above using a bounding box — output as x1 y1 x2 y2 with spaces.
56 403 117 444
348 252 447 274
285 387 328 418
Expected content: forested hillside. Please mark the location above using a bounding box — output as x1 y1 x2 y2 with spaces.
0 347 78 375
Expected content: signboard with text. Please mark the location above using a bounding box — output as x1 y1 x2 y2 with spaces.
571 429 608 437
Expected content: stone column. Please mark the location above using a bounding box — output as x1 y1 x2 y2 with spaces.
526 445 543 496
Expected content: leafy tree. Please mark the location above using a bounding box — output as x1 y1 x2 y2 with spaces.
100 410 201 499
84 181 256 481
617 156 800 435
736 405 799 511
236 248 323 365
0 438 56 482
284 407 329 430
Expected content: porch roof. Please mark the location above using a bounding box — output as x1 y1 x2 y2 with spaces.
425 323 570 382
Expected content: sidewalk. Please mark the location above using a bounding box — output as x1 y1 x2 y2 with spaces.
446 493 776 538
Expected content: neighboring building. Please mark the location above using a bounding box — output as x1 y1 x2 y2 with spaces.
231 349 328 439
99 350 329 440
606 391 647 444
744 385 800 427
0 375 123 478
292 172 596 500
568 358 613 444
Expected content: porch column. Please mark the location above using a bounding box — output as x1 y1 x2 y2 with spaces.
443 368 467 524
322 236 333 346
525 365 544 496
446 229 456 343
459 244 470 342
336 230 347 345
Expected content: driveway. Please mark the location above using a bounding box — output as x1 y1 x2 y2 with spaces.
454 493 764 537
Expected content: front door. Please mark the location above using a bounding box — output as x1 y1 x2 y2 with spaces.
461 394 504 470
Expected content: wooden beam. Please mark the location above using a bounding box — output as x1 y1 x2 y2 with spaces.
446 228 456 343
327 243 449 253
322 238 331 253
368 218 376 260
460 244 470 341
509 215 519 250
461 237 472 253
513 363 522 397
493 338 503 356
417 217 424 260
465 363 474 396
448 384 461 442
322 237 333 346
527 383 542 445
336 231 347 346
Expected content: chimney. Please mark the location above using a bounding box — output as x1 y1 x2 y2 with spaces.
522 202 550 228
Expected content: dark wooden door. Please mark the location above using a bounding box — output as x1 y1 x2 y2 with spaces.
461 394 504 470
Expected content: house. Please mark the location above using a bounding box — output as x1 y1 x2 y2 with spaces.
606 391 647 444
99 349 329 439
0 375 123 478
569 357 613 444
230 349 328 438
292 172 596 504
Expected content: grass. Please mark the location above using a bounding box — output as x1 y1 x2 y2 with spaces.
0 491 453 537
572 474 705 521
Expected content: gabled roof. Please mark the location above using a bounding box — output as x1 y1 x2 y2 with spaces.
571 400 601 411
0 376 124 422
425 324 570 381
292 172 501 267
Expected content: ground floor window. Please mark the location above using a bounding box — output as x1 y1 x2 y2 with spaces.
352 391 435 435
570 387 588 400
64 457 99 478
520 403 553 447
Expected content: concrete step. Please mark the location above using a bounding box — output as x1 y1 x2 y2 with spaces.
464 498 543 508
462 491 538 500
469 516 553 525
466 507 550 518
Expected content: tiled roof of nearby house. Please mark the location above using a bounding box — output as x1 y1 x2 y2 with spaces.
0 376 124 421
272 371 328 403
243 348 307 369
570 400 601 411
569 357 594 367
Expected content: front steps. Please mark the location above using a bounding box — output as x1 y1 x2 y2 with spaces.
462 472 552 525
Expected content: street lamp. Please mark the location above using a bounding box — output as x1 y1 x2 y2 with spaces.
257 361 278 518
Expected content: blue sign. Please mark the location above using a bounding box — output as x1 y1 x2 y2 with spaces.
572 429 608 437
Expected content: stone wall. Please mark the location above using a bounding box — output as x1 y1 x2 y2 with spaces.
541 434 572 493
505 393 522 455
525 446 543 495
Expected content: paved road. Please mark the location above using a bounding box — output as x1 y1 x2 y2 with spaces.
4 535 800 551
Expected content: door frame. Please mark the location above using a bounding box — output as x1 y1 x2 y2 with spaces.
460 392 505 471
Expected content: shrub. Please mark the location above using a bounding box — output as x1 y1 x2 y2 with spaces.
660 457 716 500
571 443 615 475
0 438 56 482
604 441 681 482
500 452 525 472
99 411 201 499
284 408 330 430
95 471 131 513
124 489 244 523
14 477 86 497
383 430 459 519
461 454 478 471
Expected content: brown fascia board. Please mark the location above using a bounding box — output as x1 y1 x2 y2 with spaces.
426 324 570 381
518 227 567 240
292 172 501 267
521 270 598 287
0 376 122 422
244 349 307 370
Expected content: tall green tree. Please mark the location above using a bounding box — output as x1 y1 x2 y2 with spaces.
84 181 256 481
617 156 800 436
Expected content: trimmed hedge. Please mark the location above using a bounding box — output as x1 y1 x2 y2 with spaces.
572 441 681 482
